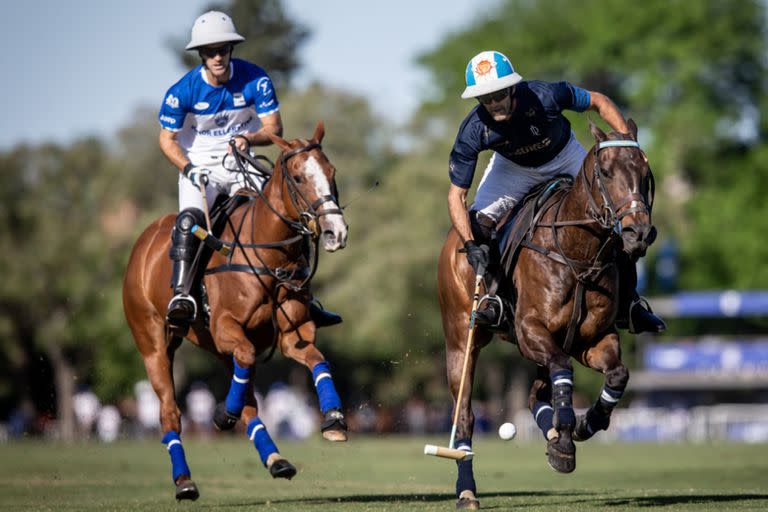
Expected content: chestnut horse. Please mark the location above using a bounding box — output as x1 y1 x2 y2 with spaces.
438 120 655 509
123 123 349 501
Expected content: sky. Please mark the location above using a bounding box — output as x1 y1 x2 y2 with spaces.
0 0 494 150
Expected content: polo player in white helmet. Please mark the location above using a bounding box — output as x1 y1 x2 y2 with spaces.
158 11 342 328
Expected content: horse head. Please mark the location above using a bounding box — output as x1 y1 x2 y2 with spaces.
585 119 656 259
267 122 348 252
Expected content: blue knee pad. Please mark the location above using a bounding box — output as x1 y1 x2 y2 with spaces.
225 358 251 415
161 431 191 482
312 361 342 413
454 438 476 497
247 418 279 466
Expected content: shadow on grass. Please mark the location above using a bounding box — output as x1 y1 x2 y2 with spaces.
203 491 768 509
202 490 593 509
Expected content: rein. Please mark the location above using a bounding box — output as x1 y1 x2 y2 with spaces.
524 138 652 353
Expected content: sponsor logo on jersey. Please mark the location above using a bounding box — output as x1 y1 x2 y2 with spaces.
232 93 245 107
160 115 177 125
259 99 275 109
513 137 552 156
256 77 272 96
194 101 210 110
165 94 179 109
214 113 229 127
530 125 540 136
525 108 536 117
196 116 253 137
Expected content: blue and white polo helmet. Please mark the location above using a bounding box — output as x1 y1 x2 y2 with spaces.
461 51 523 99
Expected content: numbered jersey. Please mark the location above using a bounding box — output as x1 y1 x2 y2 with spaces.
158 59 279 167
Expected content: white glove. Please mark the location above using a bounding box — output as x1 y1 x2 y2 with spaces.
183 164 210 189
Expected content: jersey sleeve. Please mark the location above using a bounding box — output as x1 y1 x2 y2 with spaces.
551 81 591 113
449 116 482 189
158 83 189 132
247 73 280 117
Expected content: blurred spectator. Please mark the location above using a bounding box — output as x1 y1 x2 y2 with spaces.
7 400 35 438
73 386 101 439
261 382 315 439
185 381 215 435
135 380 160 436
97 405 122 443
404 396 428 433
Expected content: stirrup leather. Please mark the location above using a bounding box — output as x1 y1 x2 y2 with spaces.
477 294 505 328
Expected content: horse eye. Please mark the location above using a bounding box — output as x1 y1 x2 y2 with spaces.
292 175 302 183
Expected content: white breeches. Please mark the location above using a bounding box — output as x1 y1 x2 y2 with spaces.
178 158 268 212
471 132 587 221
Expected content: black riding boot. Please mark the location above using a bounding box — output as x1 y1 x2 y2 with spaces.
309 299 343 327
166 208 205 326
615 252 666 334
469 211 508 330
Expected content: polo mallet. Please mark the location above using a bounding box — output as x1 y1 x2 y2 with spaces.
424 255 487 461
190 173 232 257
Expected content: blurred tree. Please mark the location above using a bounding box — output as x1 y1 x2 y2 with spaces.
173 0 309 90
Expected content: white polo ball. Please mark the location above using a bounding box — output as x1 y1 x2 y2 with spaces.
498 422 517 440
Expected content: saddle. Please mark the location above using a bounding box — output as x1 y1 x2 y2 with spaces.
483 176 574 337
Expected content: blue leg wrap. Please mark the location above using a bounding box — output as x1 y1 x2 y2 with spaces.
532 400 555 440
225 358 251 415
551 369 575 429
454 438 476 497
161 431 191 482
311 361 342 414
247 418 279 467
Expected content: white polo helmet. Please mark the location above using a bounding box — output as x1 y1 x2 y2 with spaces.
185 11 245 51
461 51 523 99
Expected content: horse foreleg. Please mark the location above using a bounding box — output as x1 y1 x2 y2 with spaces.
211 317 258 431
575 331 628 442
528 365 557 441
142 338 199 500
277 300 347 442
518 316 576 473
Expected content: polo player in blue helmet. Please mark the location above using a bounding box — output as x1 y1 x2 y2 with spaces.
448 50 665 334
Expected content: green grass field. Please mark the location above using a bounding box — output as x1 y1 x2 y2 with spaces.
1 436 766 511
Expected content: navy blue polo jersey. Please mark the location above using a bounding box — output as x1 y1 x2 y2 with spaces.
449 80 590 188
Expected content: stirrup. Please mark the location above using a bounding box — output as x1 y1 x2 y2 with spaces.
476 294 504 328
167 294 197 322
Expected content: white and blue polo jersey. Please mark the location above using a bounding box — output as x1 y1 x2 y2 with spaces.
158 59 279 167
449 80 590 188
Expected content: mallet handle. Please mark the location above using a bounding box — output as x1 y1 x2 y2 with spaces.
449 271 484 450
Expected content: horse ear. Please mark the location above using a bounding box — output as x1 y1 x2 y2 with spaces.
312 121 325 143
627 118 639 140
267 131 291 151
589 118 608 142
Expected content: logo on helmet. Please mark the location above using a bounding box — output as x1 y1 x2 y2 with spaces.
475 60 494 77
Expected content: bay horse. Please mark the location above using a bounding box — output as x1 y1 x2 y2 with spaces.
123 122 349 501
438 120 655 509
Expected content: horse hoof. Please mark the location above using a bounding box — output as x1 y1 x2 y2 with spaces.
456 490 480 510
268 458 297 480
175 478 199 501
546 431 576 473
213 402 239 431
321 409 348 442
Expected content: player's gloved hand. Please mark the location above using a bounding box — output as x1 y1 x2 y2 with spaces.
462 240 489 275
183 163 210 190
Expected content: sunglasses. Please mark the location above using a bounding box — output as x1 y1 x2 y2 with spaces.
477 88 510 105
200 45 233 58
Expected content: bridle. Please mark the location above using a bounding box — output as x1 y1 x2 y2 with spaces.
230 140 342 238
581 139 655 237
